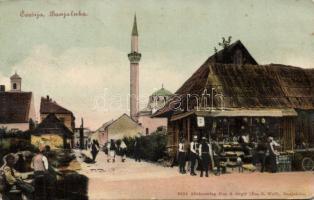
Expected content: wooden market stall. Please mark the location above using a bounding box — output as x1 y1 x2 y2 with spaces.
153 40 314 170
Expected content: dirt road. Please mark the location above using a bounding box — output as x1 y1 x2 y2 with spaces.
76 151 314 200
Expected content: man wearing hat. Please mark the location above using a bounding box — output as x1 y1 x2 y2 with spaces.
2 154 34 199
198 137 212 177
190 135 198 176
178 138 186 174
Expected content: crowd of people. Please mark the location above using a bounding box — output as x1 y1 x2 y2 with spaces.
87 139 129 164
0 144 60 200
0 133 284 199
177 134 281 177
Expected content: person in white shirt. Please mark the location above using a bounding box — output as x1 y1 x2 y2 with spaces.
106 140 116 163
31 145 52 199
31 146 49 175
267 137 280 173
120 141 127 162
178 138 186 174
190 135 198 176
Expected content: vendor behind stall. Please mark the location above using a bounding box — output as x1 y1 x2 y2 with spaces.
239 131 252 155
267 137 280 173
255 137 267 172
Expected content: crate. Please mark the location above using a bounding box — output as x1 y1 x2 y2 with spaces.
276 155 292 172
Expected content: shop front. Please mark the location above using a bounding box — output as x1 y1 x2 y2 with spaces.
167 108 297 150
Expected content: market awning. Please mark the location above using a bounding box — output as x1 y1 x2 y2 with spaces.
195 108 298 117
170 111 194 121
169 108 298 121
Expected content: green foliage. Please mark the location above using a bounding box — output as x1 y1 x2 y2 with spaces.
122 132 167 162
213 36 232 54
0 127 26 138
218 36 232 49
123 136 135 157
0 137 36 166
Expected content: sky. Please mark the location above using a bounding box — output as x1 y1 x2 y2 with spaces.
0 0 313 129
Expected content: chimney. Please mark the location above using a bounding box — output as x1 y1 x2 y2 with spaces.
0 85 5 92
46 95 50 101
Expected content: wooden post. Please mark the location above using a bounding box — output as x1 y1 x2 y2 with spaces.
183 118 186 140
187 117 191 143
282 117 296 151
79 118 84 150
250 117 253 141
227 118 230 136
291 117 296 151
175 121 179 150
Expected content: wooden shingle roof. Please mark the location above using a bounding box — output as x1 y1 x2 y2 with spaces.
0 92 32 123
153 41 314 117
28 113 73 137
40 96 73 115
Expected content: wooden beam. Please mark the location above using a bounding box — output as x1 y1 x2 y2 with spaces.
187 117 191 143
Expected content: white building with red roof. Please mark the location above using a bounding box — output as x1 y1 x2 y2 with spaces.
0 73 36 132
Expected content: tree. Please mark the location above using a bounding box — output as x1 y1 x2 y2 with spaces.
218 36 232 49
213 36 232 53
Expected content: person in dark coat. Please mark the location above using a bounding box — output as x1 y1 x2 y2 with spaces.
134 137 141 162
91 140 100 162
256 137 267 172
109 139 117 162
178 138 186 174
198 137 212 177
212 139 222 175
14 153 26 172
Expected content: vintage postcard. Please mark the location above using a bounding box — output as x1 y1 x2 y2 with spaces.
0 0 314 199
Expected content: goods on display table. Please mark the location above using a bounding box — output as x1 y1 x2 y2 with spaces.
276 153 292 172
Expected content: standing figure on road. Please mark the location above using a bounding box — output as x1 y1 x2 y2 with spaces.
91 140 100 162
267 137 280 173
212 138 222 175
198 137 212 177
256 137 267 172
106 141 111 162
178 138 186 174
109 139 116 163
190 135 198 176
120 140 127 162
134 137 141 162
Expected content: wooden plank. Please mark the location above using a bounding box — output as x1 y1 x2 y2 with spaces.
187 117 191 143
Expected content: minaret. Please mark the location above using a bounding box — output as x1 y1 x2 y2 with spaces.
128 14 141 120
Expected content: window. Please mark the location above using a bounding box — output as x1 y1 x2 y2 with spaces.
13 83 17 89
